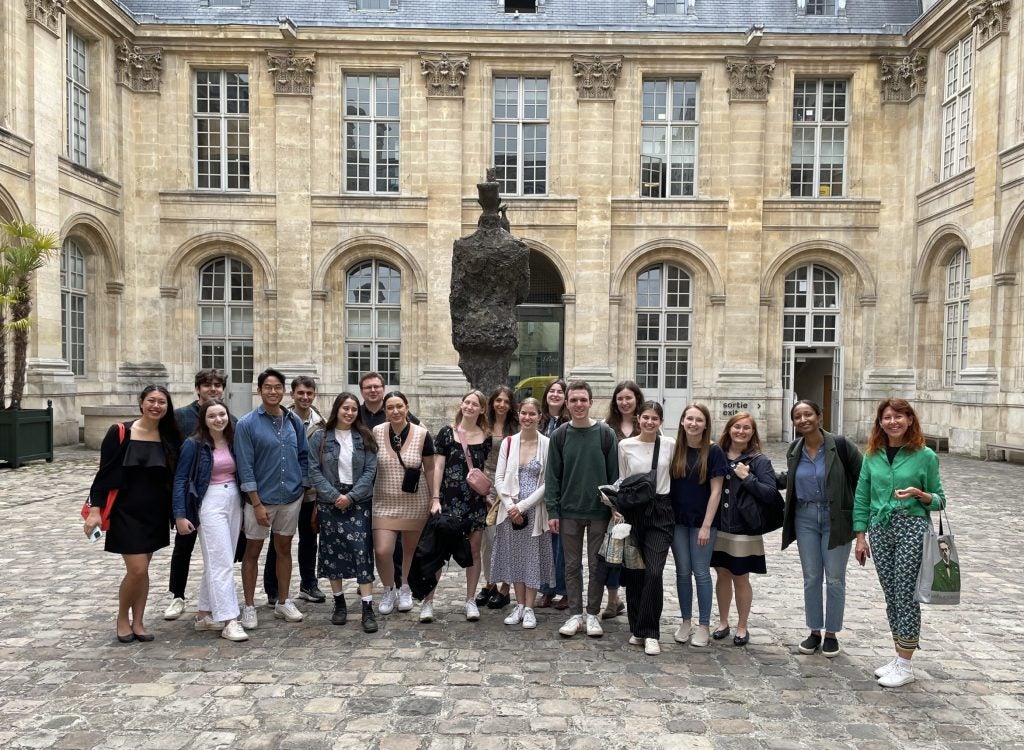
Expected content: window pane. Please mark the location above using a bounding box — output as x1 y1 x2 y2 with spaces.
493 76 548 195
347 308 372 338
635 347 659 389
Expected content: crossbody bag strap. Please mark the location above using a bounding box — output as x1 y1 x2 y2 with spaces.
650 435 660 472
456 425 476 470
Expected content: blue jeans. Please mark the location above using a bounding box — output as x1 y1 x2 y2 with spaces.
541 532 568 596
671 525 717 625
794 500 852 633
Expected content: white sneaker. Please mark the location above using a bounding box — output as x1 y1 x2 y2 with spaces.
674 619 692 643
521 608 537 629
586 614 604 638
628 635 643 646
397 585 414 612
240 606 258 630
558 614 583 637
874 658 899 678
690 625 710 648
163 597 186 620
504 604 524 625
274 599 304 622
419 601 434 623
193 615 224 632
221 620 248 642
465 601 481 621
379 587 397 615
645 638 661 656
877 661 915 688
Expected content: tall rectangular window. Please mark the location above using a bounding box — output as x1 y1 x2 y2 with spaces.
61 239 87 376
493 76 549 196
791 78 848 198
942 36 972 180
344 74 400 193
641 79 698 198
66 28 89 166
194 71 250 191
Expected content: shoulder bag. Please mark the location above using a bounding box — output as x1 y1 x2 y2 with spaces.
457 425 493 497
734 454 785 535
615 436 659 512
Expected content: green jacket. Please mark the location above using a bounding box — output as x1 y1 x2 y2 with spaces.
544 422 618 520
781 430 862 551
853 445 945 532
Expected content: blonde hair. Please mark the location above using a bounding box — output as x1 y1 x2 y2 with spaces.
670 403 713 483
454 389 491 432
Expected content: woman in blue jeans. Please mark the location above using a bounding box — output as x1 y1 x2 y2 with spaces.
669 403 727 647
780 400 862 658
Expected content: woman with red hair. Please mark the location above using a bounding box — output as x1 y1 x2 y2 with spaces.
853 398 946 688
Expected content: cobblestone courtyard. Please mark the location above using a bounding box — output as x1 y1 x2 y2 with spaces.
0 444 1022 749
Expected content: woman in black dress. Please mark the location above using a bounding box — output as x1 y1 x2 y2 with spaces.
84 385 181 642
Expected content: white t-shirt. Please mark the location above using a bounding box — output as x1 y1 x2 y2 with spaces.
617 435 676 495
334 428 354 486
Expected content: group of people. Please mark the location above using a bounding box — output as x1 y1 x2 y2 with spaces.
83 367 946 689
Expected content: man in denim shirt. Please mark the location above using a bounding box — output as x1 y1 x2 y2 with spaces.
236 368 310 629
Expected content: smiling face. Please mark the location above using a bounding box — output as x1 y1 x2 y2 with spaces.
638 407 662 436
680 407 706 440
205 404 229 434
140 390 169 421
491 391 511 417
384 395 409 425
259 375 285 409
291 383 316 412
729 417 754 451
791 403 821 435
336 397 359 429
880 406 912 445
545 383 565 412
518 402 540 430
616 389 637 418
566 388 592 423
360 377 385 409
460 393 484 424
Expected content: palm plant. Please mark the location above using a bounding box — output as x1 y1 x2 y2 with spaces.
0 220 59 409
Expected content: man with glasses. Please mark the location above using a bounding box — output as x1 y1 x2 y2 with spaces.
236 368 310 629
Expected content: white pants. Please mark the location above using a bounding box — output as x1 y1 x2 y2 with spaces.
197 481 242 623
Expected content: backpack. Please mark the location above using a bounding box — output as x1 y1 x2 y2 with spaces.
552 421 615 457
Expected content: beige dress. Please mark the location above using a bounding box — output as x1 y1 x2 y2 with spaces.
372 422 431 531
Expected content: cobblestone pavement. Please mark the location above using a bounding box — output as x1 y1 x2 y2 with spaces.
1 443 1022 750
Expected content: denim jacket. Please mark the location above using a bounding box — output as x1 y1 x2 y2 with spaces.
172 438 238 519
308 429 378 506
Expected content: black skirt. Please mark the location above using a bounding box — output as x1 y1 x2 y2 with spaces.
104 441 172 555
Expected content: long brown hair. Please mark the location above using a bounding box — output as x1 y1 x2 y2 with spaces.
670 403 713 483
718 411 762 454
606 380 644 438
866 397 924 455
487 386 519 437
194 398 235 447
325 392 378 453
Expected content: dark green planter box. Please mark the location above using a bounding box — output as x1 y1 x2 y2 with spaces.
0 400 54 468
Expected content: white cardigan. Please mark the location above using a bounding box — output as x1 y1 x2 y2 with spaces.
493 431 550 537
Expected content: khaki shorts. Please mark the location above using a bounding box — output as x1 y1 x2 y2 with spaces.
243 499 302 539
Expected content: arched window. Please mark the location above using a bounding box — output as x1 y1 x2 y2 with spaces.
635 263 691 398
60 239 87 376
943 247 970 387
345 259 401 386
783 263 840 344
198 257 254 408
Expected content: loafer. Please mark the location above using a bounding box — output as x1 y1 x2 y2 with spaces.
474 586 494 607
690 626 710 648
131 630 155 642
822 636 840 658
553 596 570 610
712 626 731 640
733 631 750 647
116 631 136 643
674 619 692 644
487 590 511 609
799 633 822 654
536 593 554 609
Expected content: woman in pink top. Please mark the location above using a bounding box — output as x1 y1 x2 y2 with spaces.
173 399 248 642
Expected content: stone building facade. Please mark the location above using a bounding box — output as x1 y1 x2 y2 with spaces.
1 0 1021 454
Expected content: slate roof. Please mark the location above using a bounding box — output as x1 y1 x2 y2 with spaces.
116 0 923 34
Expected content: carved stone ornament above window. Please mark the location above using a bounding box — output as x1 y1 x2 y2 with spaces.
879 48 927 103
116 40 163 93
969 0 1011 47
266 50 316 95
725 56 776 102
571 55 623 101
419 53 470 98
24 0 66 35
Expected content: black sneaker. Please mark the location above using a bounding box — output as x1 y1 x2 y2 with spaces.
331 593 348 626
798 633 823 654
361 600 378 633
822 636 840 658
299 585 326 603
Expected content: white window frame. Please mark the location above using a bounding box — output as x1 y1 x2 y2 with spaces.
791 78 848 198
65 28 89 166
806 0 837 15
641 78 699 198
60 239 87 376
198 257 254 389
635 263 692 393
783 264 841 345
345 260 402 387
942 36 973 181
344 73 401 194
194 70 251 191
492 75 549 196
943 247 970 387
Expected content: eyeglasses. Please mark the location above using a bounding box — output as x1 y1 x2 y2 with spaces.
261 384 285 392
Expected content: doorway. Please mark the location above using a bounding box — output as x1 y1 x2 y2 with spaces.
511 251 564 389
782 346 843 440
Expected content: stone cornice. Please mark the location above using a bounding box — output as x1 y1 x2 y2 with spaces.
116 39 163 93
266 50 316 96
969 0 1011 48
879 48 927 103
420 52 470 98
725 56 776 102
25 0 65 36
571 55 623 101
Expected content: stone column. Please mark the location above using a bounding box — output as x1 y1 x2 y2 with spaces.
267 50 317 379
417 53 471 400
24 1 76 443
567 55 622 391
